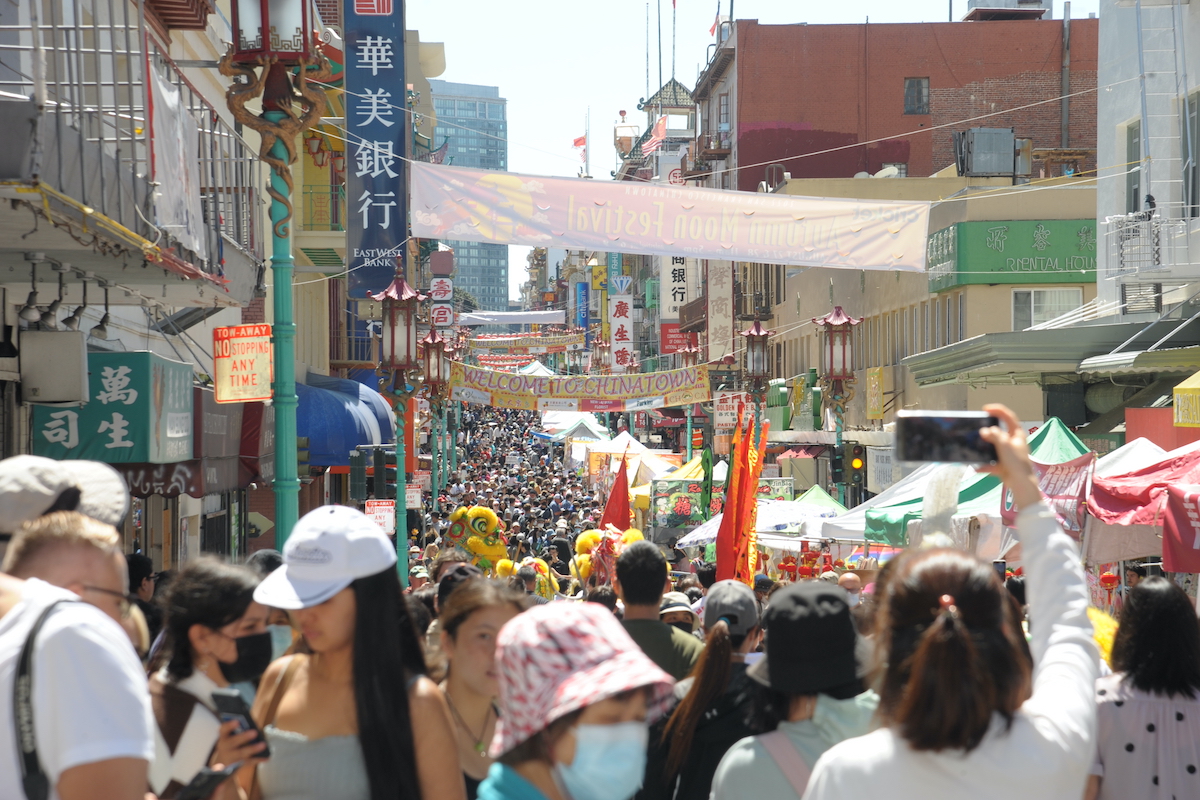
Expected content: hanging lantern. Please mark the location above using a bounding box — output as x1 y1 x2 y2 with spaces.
679 344 700 369
305 130 322 155
373 276 425 372
813 306 862 381
1099 571 1120 607
740 320 771 380
332 152 346 173
230 0 315 64
421 328 447 389
313 147 329 168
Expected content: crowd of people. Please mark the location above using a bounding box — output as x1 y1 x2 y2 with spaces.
1 403 1199 800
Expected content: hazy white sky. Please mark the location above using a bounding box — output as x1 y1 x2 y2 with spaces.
404 0 1101 299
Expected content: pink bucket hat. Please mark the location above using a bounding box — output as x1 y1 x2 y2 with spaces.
489 601 674 757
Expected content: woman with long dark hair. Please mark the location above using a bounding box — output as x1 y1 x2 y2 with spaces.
805 404 1098 799
242 505 465 800
641 580 763 800
1085 576 1200 800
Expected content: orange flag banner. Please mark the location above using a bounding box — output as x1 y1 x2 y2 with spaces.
714 408 746 581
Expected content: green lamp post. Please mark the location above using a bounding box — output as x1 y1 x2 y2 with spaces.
220 0 332 546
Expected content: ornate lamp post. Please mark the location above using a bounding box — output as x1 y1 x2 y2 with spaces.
220 1 332 546
375 275 425 580
421 328 447 514
740 320 772 435
679 343 701 460
443 344 459 486
812 306 862 505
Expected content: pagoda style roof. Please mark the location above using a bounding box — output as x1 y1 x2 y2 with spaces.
639 77 694 111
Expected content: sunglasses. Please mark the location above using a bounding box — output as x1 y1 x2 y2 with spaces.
82 585 140 618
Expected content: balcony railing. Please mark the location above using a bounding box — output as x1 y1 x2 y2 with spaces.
0 0 263 279
302 185 346 231
1104 212 1187 280
697 131 732 158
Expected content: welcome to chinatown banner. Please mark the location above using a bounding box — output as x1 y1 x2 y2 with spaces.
450 362 710 412
468 332 586 354
410 162 930 271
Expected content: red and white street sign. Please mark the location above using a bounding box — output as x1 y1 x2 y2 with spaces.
431 303 455 326
429 277 453 301
365 499 396 534
213 325 273 403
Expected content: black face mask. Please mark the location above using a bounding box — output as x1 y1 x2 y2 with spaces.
668 621 694 635
218 630 274 684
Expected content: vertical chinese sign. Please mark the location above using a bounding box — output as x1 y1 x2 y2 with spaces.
33 352 194 463
609 274 634 373
574 282 589 330
345 0 405 298
707 260 734 364
659 255 693 355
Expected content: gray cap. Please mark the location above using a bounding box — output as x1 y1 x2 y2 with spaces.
704 580 759 636
0 455 129 534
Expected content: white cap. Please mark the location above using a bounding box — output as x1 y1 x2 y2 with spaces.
255 505 397 609
0 455 129 534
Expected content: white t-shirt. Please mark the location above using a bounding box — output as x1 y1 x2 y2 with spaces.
0 578 155 800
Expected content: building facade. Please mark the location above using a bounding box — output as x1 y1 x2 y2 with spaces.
430 80 510 311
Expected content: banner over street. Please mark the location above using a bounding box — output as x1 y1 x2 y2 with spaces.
450 362 711 412
410 163 930 271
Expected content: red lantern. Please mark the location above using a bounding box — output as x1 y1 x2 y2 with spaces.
1100 571 1120 607
373 275 425 372
798 564 814 579
812 306 862 381
833 559 845 569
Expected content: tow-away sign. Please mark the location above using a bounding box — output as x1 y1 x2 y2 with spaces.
213 325 273 403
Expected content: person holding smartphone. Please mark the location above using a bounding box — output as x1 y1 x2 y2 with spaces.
804 404 1099 800
148 559 272 799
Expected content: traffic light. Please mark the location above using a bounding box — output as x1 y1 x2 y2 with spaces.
366 448 397 499
297 436 310 475
691 428 704 451
830 445 845 483
349 451 367 501
847 442 867 487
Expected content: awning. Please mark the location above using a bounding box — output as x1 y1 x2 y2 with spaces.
1079 345 1200 378
116 458 242 498
1175 370 1200 427
779 446 826 459
458 310 566 326
296 374 395 467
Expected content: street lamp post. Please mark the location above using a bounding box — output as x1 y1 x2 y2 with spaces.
812 306 862 506
740 320 772 439
375 275 426 582
679 343 700 460
220 1 332 547
593 340 613 432
422 328 447 514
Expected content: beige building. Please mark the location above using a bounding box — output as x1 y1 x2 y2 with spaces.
764 174 1097 427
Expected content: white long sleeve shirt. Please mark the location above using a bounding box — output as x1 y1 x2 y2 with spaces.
803 503 1098 800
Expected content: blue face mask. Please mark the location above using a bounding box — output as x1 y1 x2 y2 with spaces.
554 721 649 800
268 624 294 661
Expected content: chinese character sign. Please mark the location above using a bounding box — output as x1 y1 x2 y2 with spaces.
607 251 623 282
431 303 455 327
707 260 735 364
429 277 454 301
609 293 634 372
345 3 406 297
659 255 693 321
33 352 193 464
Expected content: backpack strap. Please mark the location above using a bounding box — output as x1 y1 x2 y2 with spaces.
14 599 77 800
758 729 812 798
247 655 303 800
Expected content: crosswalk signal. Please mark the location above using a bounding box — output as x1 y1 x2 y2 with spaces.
349 451 367 501
297 436 310 474
830 445 845 483
847 442 867 486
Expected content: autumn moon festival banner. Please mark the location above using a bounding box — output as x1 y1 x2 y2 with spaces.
450 362 711 412
468 332 586 354
410 162 931 271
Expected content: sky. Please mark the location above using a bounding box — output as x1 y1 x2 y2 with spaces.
404 0 1102 301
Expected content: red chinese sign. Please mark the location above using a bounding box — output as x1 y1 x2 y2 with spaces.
429 277 453 301
431 303 455 327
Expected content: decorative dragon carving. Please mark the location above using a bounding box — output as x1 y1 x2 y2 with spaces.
218 50 333 238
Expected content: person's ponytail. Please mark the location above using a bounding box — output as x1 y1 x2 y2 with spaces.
894 606 996 751
661 619 734 780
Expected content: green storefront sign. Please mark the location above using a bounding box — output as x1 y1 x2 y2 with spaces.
33 352 193 464
928 219 1098 292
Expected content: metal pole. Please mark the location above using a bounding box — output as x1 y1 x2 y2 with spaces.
686 405 693 461
395 395 409 585
431 401 440 514
835 393 846 507
265 107 300 547
449 402 459 481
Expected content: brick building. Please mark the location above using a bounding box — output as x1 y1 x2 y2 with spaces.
692 16 1097 192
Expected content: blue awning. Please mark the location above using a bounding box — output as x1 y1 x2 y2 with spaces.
296 375 395 467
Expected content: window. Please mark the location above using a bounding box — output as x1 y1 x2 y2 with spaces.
487 103 505 120
904 78 930 115
922 302 930 352
881 162 908 177
1127 121 1142 214
456 100 477 118
1012 288 1083 330
1187 93 1199 218
958 293 966 341
718 94 730 131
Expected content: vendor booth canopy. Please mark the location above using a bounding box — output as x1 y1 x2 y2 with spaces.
677 488 849 548
632 455 705 510
519 360 556 377
1084 438 1200 564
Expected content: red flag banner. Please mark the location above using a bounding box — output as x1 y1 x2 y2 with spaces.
715 410 746 581
600 454 632 532
643 116 668 156
573 135 587 148
1163 484 1200 573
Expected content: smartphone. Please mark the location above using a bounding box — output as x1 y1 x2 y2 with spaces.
175 761 242 800
993 559 1007 582
211 688 270 759
895 410 999 464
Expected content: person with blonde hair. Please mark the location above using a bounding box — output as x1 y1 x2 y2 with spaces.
0 510 154 800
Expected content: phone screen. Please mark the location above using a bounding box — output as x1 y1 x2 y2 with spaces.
895 411 999 464
211 689 270 758
993 560 1007 582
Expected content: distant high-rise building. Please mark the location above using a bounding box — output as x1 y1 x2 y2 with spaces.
430 80 509 311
